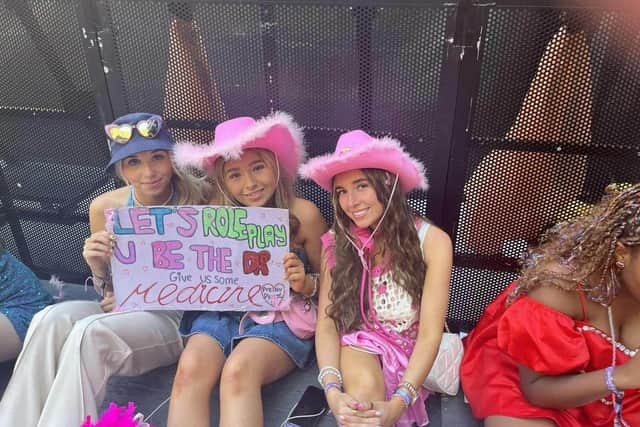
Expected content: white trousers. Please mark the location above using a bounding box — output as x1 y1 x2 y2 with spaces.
0 301 183 427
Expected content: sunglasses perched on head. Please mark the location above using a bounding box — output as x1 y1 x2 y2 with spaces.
104 115 164 144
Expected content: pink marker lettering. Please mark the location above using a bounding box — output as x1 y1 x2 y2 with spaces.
152 240 184 269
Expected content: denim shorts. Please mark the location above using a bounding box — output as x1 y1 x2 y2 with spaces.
180 311 314 368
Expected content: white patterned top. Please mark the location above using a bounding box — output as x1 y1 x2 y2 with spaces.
370 220 429 334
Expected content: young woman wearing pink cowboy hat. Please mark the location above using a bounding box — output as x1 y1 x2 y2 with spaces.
300 130 453 427
169 112 327 427
0 113 210 427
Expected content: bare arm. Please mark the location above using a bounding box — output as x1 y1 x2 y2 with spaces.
292 198 328 295
83 196 113 278
403 225 453 388
82 189 127 296
520 354 640 408
362 226 453 426
315 248 341 377
517 285 640 408
87 186 129 234
519 364 611 408
298 199 327 274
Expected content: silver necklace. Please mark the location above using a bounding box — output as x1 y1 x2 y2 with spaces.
132 185 175 207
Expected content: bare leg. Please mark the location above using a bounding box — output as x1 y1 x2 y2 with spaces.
219 337 295 427
340 346 386 403
486 416 557 427
0 313 21 362
168 334 226 427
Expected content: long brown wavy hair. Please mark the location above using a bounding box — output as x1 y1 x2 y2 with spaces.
210 148 300 241
510 183 640 305
327 168 427 333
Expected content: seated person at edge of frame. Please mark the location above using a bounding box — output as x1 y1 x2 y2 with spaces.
0 113 210 427
300 129 453 427
0 240 53 363
167 112 327 427
461 183 640 426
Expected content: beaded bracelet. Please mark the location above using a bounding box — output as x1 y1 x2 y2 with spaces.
398 381 419 405
605 366 625 419
394 386 414 407
323 381 343 395
318 366 343 386
392 388 411 410
605 366 623 394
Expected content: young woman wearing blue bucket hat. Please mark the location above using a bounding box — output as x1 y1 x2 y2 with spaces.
0 113 210 427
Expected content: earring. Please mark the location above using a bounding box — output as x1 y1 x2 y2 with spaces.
615 260 625 269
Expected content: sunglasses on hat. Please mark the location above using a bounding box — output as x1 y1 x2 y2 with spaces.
104 115 164 144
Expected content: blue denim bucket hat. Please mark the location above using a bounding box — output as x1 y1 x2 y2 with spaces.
105 113 174 172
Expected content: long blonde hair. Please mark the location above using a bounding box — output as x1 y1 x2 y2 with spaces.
210 148 300 239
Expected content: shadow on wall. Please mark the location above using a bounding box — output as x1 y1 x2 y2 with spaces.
459 25 591 256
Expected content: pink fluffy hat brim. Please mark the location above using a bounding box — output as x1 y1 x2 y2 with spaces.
299 136 429 193
173 112 305 178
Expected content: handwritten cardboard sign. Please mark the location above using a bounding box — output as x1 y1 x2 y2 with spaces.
106 205 290 312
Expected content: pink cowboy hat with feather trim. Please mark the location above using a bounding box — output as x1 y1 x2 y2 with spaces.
299 130 428 193
174 111 305 179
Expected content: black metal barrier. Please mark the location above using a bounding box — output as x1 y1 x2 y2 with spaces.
1 0 639 330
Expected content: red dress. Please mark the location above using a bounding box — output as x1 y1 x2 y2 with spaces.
461 282 640 426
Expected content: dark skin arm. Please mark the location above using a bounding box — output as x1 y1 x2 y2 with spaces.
520 353 640 409
519 364 610 408
518 285 640 408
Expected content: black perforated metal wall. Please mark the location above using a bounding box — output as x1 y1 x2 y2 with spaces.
0 0 113 280
98 0 450 226
449 3 640 326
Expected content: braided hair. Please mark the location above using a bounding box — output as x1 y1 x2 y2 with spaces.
510 183 640 305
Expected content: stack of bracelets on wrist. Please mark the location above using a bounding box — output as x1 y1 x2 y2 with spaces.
392 388 412 410
324 381 342 395
392 381 419 410
605 366 626 425
318 366 343 394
